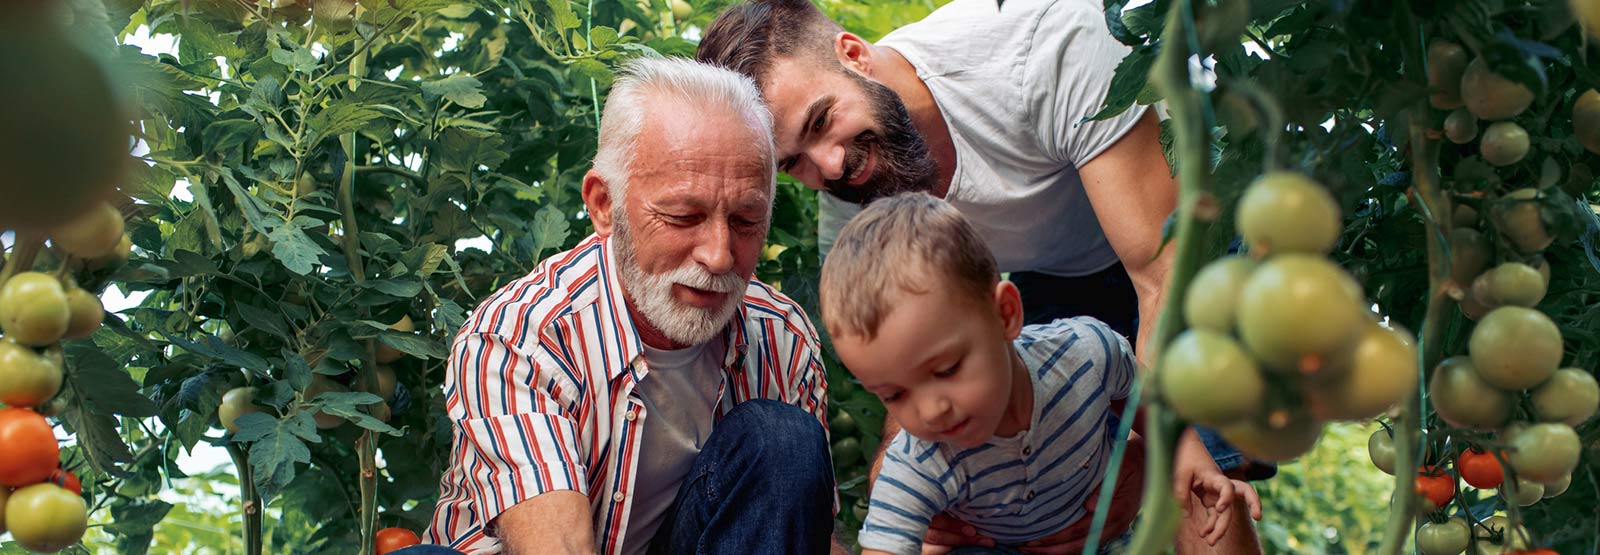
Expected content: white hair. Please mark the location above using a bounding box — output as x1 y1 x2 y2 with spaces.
591 56 777 199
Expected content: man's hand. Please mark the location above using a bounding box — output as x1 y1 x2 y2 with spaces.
493 490 595 555
1173 434 1262 546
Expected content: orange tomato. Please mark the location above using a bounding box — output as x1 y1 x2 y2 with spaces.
0 408 60 487
376 527 422 554
1457 449 1504 489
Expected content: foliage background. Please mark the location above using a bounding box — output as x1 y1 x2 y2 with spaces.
1 0 1594 554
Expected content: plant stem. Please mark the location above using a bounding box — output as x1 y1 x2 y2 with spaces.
1377 15 1453 555
0 231 46 285
339 23 381 555
1124 2 1216 552
226 443 263 555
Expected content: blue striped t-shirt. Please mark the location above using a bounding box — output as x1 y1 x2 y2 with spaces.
859 317 1136 554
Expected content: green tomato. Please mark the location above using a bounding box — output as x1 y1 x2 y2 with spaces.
62 286 104 340
1183 255 1257 333
1530 368 1599 426
1471 263 1547 308
1428 356 1511 429
50 202 124 259
1500 477 1544 506
5 483 88 553
0 272 70 346
0 338 63 408
1236 172 1342 256
1509 422 1581 483
304 376 349 430
832 437 863 467
1444 109 1478 144
1416 518 1471 555
1469 307 1562 391
1492 188 1553 254
1219 409 1324 463
1367 428 1396 475
1308 324 1417 420
1428 41 1470 109
1542 472 1572 498
1236 254 1365 373
1480 121 1530 167
828 410 859 438
1448 228 1492 289
1157 329 1264 427
1461 57 1534 120
218 387 265 433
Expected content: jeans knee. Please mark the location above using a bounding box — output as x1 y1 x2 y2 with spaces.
714 399 830 475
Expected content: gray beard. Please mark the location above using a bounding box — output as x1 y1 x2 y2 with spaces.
612 213 748 347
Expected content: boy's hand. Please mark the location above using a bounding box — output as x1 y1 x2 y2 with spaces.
1183 472 1263 546
922 513 995 554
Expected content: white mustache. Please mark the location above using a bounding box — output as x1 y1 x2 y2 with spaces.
661 264 744 293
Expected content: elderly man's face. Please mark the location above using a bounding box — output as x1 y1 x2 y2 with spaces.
606 104 773 347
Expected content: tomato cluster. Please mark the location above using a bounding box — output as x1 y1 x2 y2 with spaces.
0 201 131 553
1158 171 1418 462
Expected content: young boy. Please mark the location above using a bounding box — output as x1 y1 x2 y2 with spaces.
820 193 1227 555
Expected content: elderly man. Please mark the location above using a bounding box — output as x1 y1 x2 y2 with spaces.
697 0 1264 553
400 57 836 555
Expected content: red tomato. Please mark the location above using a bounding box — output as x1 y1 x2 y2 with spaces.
1415 467 1456 510
1457 449 1504 489
47 468 81 495
376 527 422 555
0 407 59 487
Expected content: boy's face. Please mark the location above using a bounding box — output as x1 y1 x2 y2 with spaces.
832 281 1026 449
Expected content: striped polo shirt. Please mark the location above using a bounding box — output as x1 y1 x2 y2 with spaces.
859 317 1135 554
423 233 830 555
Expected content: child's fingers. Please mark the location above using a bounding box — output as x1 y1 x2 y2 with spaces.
921 545 956 555
1235 480 1264 520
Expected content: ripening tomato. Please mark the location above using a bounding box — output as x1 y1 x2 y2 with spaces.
1457 449 1504 489
47 468 80 495
5 482 88 552
0 407 60 487
1415 468 1456 511
376 527 422 554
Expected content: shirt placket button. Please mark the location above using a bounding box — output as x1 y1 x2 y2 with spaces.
613 491 625 502
1022 445 1032 456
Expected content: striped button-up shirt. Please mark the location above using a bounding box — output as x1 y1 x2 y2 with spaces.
424 234 830 554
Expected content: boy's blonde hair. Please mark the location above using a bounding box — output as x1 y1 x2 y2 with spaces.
820 193 1000 340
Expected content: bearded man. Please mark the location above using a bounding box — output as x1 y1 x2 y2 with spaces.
408 57 841 555
698 0 1267 552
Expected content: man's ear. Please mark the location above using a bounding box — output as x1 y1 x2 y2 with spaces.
833 31 875 76
582 169 616 237
995 281 1025 340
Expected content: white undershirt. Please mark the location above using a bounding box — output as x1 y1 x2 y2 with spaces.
621 340 727 555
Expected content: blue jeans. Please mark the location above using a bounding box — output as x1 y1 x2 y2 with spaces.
1010 267 1273 479
392 399 835 555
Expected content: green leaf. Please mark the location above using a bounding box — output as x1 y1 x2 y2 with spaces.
270 46 319 74
363 278 424 298
236 412 320 493
202 119 261 156
377 331 449 360
238 303 291 340
62 405 135 477
284 349 314 392
436 3 476 17
569 59 614 88
436 128 509 175
531 204 572 260
224 174 284 234
108 499 175 536
422 73 489 109
544 0 581 30
308 103 383 145
164 249 218 277
66 348 161 417
1086 43 1156 122
269 225 330 275
417 243 450 276
590 26 619 48
314 391 401 435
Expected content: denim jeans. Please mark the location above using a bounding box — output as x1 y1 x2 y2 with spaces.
1010 266 1272 478
391 399 835 555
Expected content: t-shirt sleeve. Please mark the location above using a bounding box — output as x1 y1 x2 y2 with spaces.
445 332 588 535
857 432 961 555
1030 1 1150 168
1082 318 1136 401
816 191 864 261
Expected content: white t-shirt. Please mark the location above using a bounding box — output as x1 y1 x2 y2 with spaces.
818 0 1149 277
621 341 727 555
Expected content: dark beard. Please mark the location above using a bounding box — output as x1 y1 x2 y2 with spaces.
823 71 939 205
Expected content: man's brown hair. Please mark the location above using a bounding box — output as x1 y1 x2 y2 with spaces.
695 0 845 88
820 192 1001 340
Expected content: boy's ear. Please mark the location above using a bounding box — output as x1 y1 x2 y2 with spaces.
995 280 1024 340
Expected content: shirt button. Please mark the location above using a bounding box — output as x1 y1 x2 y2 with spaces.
624 409 637 421
1022 445 1032 456
1026 490 1036 501
613 491 625 502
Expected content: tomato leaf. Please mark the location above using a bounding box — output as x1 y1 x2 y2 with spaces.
67 348 162 418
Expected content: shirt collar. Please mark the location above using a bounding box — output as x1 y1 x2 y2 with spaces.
596 235 761 382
